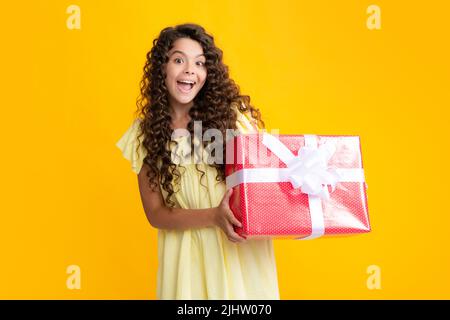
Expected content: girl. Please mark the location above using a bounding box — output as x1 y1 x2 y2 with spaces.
116 23 279 300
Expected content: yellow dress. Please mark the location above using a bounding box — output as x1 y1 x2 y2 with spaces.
116 106 280 300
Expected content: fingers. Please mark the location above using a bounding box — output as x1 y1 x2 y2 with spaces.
225 222 246 243
217 189 245 243
228 212 242 228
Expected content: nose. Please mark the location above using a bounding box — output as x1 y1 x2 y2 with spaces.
184 63 195 75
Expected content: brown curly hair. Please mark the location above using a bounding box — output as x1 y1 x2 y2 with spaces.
134 23 265 208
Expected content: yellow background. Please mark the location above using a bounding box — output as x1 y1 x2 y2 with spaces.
1 0 449 299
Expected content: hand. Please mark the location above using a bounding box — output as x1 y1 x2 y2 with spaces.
213 188 246 243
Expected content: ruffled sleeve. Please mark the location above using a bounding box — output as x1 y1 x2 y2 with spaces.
115 118 147 174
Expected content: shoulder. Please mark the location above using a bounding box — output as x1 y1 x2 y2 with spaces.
231 100 260 134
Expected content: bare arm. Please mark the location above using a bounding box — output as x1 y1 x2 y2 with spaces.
138 163 215 230
137 163 245 242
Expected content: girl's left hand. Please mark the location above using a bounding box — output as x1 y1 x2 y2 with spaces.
213 188 246 243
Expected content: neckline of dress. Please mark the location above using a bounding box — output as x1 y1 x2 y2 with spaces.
172 134 190 140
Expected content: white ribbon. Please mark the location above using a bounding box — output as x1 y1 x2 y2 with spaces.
226 133 365 240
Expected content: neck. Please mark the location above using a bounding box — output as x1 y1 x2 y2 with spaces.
168 98 194 121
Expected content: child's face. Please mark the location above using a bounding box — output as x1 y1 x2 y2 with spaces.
165 38 207 107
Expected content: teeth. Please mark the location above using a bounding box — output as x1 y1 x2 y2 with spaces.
178 80 195 84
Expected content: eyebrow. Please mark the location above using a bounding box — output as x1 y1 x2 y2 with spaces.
169 50 205 58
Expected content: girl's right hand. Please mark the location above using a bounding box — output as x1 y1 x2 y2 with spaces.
214 188 246 243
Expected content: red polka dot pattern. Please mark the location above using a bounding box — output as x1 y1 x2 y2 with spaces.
225 134 371 240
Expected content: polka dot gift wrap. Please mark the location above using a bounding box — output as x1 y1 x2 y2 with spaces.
225 133 370 240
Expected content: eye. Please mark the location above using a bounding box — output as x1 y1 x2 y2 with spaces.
174 57 183 63
197 61 205 66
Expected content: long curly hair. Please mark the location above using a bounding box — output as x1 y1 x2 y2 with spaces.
134 23 265 208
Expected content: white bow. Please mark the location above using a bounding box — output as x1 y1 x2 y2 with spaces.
282 143 341 200
261 133 342 200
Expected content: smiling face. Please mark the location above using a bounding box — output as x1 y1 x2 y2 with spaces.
164 38 207 110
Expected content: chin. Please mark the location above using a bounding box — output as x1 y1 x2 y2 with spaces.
172 91 196 104
175 96 194 104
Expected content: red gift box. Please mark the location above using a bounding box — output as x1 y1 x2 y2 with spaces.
225 133 370 240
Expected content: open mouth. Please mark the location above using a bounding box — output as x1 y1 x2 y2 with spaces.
176 81 195 93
